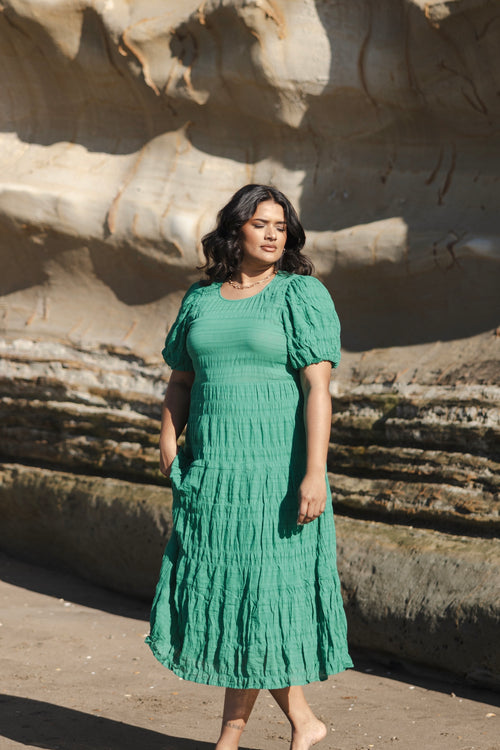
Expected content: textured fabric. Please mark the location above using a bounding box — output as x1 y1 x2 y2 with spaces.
146 271 353 689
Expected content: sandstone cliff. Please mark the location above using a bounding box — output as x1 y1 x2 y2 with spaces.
0 0 499 686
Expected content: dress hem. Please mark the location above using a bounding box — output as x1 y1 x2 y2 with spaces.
146 637 354 690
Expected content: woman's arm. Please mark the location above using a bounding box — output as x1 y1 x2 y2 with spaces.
159 369 195 477
297 360 332 524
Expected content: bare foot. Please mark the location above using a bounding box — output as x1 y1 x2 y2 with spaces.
290 717 327 750
215 738 240 750
215 721 245 750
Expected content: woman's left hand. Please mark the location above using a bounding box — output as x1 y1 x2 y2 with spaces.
297 470 327 524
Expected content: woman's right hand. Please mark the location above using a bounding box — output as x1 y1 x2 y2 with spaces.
159 440 178 478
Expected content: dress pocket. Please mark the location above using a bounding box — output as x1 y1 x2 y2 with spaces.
169 453 181 490
170 449 193 493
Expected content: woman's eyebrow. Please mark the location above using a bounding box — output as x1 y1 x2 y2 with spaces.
253 217 287 224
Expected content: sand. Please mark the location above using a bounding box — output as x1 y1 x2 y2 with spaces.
0 551 498 750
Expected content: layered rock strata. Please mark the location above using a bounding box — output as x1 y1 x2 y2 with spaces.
1 334 498 534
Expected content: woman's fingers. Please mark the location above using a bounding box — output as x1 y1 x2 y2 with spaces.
297 473 327 524
297 498 325 524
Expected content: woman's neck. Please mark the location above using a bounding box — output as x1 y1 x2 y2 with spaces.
232 264 276 286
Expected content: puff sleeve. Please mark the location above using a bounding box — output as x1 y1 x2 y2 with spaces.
161 283 200 371
282 275 341 370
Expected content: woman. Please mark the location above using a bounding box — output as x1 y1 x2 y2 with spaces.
146 184 352 750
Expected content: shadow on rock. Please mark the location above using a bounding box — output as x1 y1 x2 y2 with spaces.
0 694 256 750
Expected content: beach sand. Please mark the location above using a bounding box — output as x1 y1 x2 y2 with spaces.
0 551 498 750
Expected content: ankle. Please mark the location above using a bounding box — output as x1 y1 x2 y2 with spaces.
216 723 245 750
290 717 327 750
287 705 317 730
216 739 241 750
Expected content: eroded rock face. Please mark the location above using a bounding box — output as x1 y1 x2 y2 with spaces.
0 0 499 351
0 0 499 681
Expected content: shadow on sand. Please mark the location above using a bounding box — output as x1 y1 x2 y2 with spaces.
0 694 257 750
0 551 151 621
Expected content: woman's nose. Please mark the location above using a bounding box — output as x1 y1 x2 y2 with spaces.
265 226 276 239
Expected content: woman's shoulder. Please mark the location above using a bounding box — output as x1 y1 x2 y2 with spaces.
184 279 207 296
180 279 215 305
278 272 331 298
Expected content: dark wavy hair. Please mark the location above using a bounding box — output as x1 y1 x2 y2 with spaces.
199 184 314 283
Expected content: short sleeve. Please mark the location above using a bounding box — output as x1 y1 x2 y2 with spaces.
282 275 341 369
161 283 200 370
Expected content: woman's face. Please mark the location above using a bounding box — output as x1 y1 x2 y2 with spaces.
239 200 287 270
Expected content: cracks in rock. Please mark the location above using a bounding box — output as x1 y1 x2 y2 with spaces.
379 159 394 185
444 229 466 269
432 13 491 118
105 144 148 236
437 143 456 205
358 1 378 109
122 320 138 343
0 5 32 42
425 146 444 185
438 51 489 117
432 226 466 272
404 5 425 99
474 12 500 40
440 59 489 116
307 124 322 188
121 20 162 96
461 85 489 116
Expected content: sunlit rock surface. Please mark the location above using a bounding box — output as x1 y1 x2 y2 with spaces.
0 0 499 683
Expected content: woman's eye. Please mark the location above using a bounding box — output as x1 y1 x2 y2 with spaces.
277 227 286 233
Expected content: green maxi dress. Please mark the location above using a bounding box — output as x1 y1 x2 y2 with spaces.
146 271 352 689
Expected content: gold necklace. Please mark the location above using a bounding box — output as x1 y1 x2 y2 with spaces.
227 270 277 290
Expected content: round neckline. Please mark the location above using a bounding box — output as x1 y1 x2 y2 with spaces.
218 271 282 302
